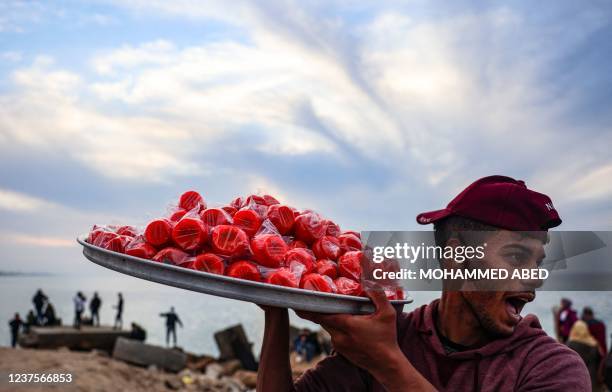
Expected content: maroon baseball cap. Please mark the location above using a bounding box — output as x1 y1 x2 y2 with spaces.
416 175 561 231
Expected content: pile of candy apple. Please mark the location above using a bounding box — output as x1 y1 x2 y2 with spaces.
87 191 403 299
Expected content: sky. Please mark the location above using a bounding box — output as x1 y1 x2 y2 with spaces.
0 0 611 273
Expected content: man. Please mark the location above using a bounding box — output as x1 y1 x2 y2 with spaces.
160 307 183 347
113 293 123 329
90 292 102 327
258 175 590 391
8 313 23 348
32 289 48 323
73 291 86 329
558 298 578 343
43 301 58 326
582 307 607 357
24 310 37 333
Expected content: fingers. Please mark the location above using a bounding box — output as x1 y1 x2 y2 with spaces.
364 288 394 317
295 310 350 332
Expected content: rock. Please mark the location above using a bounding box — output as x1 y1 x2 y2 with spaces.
90 349 109 357
112 337 187 373
189 356 215 372
233 370 257 388
164 378 182 390
147 364 159 372
219 376 245 392
205 362 223 379
220 359 242 376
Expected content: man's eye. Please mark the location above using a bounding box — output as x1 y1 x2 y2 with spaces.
505 253 527 264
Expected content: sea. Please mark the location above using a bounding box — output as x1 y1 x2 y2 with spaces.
1 274 611 357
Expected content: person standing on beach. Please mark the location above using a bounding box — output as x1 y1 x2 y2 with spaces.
73 292 86 329
558 298 578 343
8 313 23 348
113 293 123 329
32 289 48 323
89 292 102 327
568 321 605 392
582 307 607 358
159 306 182 347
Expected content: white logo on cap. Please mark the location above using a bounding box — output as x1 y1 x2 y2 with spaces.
545 202 554 211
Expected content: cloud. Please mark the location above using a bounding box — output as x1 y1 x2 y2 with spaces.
0 188 55 212
0 0 611 244
0 232 73 247
1 51 22 62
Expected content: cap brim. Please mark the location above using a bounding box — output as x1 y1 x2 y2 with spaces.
416 209 452 225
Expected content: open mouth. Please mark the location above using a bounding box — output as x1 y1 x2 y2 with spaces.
504 293 534 323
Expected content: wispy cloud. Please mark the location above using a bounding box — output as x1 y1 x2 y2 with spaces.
0 1 611 271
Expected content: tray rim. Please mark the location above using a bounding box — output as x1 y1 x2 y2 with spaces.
77 235 413 306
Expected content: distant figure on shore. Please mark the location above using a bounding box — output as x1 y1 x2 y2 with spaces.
568 321 605 392
73 292 86 329
129 322 146 341
43 301 58 326
606 339 612 391
8 313 23 348
90 292 102 326
557 297 578 343
159 307 182 347
582 307 607 357
113 293 123 329
24 310 38 333
32 289 48 323
294 328 319 363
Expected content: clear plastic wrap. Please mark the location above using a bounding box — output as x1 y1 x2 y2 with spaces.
86 190 371 298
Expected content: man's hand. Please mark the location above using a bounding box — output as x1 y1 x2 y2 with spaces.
296 288 436 392
295 288 401 371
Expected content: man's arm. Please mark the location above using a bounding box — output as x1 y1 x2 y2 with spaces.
257 307 294 392
296 289 436 392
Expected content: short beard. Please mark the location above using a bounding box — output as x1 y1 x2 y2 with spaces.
464 294 511 338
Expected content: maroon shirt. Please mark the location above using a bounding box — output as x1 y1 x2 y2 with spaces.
296 300 590 391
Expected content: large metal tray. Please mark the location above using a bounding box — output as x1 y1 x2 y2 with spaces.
77 236 412 314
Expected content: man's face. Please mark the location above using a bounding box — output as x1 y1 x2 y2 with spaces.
461 230 546 337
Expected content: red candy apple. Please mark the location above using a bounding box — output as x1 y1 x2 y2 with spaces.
293 212 326 244
105 234 132 253
153 247 190 267
323 220 341 237
200 208 233 227
300 273 333 293
210 225 249 256
193 253 225 275
338 233 362 252
262 194 280 206
284 248 315 274
172 217 208 251
144 218 173 247
266 268 299 288
266 204 295 235
232 209 262 237
338 251 363 281
125 237 157 259
312 235 342 261
334 277 362 296
250 234 288 268
245 194 267 206
169 209 187 222
315 259 338 279
117 225 139 237
226 260 261 282
288 239 308 249
179 190 206 211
